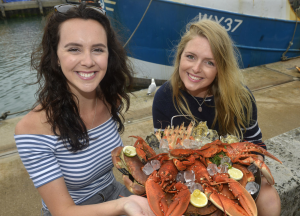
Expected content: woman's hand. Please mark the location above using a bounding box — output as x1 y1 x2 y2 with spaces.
122 195 156 216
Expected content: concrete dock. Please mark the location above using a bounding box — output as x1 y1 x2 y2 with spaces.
0 57 300 215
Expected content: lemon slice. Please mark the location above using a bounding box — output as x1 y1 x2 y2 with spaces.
190 189 208 208
228 167 243 180
123 146 137 157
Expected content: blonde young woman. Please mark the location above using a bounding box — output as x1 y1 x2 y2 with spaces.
152 19 281 216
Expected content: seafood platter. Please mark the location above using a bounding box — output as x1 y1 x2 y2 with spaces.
111 122 282 216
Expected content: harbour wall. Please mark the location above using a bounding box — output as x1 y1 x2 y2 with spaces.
0 0 65 18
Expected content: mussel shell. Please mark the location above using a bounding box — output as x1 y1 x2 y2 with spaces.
145 133 160 149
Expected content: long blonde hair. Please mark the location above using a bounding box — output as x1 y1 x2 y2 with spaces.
170 19 254 139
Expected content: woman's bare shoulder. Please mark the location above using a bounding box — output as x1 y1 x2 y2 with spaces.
15 105 52 135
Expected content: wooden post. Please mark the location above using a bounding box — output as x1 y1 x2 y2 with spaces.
0 0 6 18
36 0 43 15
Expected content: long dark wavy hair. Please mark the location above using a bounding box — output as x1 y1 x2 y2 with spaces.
31 3 133 152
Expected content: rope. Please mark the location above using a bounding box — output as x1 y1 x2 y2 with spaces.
0 109 31 120
281 9 299 61
123 0 153 48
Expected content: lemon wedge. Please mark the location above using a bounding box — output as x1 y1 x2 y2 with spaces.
123 146 137 157
228 167 243 180
190 189 208 208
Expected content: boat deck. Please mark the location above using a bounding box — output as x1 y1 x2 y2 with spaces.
0 57 300 215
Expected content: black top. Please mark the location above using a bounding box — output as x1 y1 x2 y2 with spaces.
152 81 266 151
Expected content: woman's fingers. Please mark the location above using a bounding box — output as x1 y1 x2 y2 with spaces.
124 195 155 216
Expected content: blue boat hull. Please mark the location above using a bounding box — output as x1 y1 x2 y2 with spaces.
105 0 300 79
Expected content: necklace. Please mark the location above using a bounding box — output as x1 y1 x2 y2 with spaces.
190 93 208 112
91 98 97 128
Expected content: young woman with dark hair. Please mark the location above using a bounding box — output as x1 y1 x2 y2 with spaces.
14 3 154 216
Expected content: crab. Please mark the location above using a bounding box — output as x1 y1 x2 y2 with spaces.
111 136 157 195
197 140 282 185
111 146 148 195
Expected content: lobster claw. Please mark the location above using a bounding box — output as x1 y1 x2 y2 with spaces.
145 173 190 216
230 141 282 185
229 181 258 216
145 172 168 216
252 158 275 185
213 174 258 216
239 157 275 185
165 182 190 216
204 185 250 216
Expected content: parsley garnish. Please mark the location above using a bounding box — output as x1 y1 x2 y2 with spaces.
209 152 226 166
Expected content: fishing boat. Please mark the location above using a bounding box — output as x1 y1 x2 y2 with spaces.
102 0 300 87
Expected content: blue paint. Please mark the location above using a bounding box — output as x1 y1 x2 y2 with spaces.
106 0 300 68
3 0 33 2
